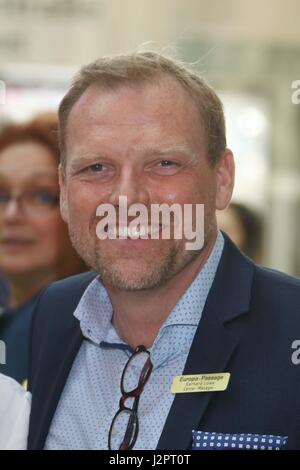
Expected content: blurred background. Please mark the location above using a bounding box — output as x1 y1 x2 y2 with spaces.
0 0 300 275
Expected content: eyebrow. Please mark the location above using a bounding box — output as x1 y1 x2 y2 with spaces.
67 154 104 173
143 145 198 162
69 145 197 165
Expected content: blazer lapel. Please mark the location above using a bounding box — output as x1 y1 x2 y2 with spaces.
29 317 83 449
157 236 254 450
28 272 97 450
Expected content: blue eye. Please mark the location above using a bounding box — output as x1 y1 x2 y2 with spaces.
90 163 104 172
159 160 174 167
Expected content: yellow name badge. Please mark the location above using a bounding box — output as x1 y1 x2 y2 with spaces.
171 373 230 394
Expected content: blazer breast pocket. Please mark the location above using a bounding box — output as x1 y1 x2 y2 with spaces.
192 430 288 450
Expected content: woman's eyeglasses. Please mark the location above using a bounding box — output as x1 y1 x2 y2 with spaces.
0 189 59 216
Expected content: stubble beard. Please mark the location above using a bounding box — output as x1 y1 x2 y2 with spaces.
68 225 211 291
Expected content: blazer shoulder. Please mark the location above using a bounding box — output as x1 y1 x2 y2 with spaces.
29 271 97 349
28 271 97 392
254 264 300 292
40 270 97 300
252 264 300 321
28 272 94 353
33 271 97 322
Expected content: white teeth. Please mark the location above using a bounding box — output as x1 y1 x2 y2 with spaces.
106 225 163 239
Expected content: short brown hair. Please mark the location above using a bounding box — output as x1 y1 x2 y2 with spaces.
0 116 59 163
58 50 226 167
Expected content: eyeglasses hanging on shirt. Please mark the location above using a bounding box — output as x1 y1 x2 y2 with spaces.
108 344 153 450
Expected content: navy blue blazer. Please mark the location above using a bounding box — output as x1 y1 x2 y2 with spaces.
27 235 300 449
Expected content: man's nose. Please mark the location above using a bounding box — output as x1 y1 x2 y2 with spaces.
108 168 150 208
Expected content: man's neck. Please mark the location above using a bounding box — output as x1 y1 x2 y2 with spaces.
106 232 218 349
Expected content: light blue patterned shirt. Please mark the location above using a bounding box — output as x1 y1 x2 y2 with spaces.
45 231 224 450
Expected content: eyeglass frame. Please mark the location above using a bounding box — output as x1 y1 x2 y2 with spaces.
0 189 60 216
108 344 153 451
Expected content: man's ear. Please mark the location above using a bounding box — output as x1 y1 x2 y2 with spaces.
58 164 68 223
215 149 235 210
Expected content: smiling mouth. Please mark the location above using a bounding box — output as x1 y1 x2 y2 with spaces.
104 224 169 239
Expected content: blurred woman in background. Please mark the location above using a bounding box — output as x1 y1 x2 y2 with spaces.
217 202 264 263
0 373 30 449
0 115 86 384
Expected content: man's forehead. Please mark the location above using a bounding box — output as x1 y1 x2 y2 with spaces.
64 75 205 159
68 75 195 120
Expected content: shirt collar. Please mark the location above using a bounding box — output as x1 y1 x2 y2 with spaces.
160 230 224 329
74 276 116 346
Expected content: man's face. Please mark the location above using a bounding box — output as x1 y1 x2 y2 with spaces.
60 76 234 290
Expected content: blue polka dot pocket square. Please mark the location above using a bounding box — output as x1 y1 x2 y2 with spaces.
192 430 288 450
